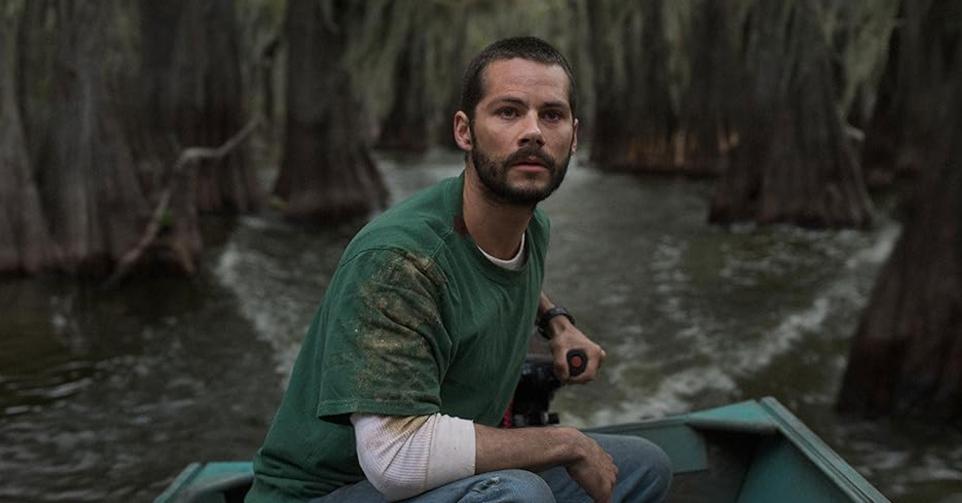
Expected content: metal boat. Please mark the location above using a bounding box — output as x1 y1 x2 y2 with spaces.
155 397 888 502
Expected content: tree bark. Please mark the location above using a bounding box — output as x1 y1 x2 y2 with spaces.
32 1 151 274
16 0 56 176
708 1 874 228
860 0 961 186
2 0 203 277
141 0 260 214
838 3 962 420
675 0 743 175
430 11 469 150
589 0 679 173
0 4 59 275
837 154 962 420
274 0 387 223
105 117 259 287
375 28 433 153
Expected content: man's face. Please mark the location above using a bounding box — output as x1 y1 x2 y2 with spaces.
463 58 578 206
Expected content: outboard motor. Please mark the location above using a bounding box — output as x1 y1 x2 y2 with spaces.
502 349 587 428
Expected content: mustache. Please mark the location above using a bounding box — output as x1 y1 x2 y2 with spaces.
504 145 556 168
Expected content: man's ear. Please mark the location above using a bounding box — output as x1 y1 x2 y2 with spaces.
453 111 472 152
571 117 579 153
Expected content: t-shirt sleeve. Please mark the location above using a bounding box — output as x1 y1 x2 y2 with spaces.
314 249 450 421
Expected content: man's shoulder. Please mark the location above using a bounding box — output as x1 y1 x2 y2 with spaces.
341 177 461 268
532 205 550 229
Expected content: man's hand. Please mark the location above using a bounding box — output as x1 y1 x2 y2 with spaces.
545 316 606 384
475 424 617 503
565 430 619 502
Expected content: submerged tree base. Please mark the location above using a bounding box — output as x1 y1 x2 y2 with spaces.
706 1 875 230
837 160 962 420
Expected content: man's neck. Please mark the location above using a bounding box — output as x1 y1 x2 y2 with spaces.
462 167 533 260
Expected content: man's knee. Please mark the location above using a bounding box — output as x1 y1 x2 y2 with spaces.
637 438 672 499
633 436 672 482
463 469 554 502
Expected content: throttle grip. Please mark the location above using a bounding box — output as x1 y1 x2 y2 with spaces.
567 349 588 377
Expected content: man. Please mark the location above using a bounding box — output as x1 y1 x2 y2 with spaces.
247 36 672 502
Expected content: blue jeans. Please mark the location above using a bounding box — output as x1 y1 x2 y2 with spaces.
313 433 672 502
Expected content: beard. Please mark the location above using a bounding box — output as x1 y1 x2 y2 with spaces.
470 135 573 206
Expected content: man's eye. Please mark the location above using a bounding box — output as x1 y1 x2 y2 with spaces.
542 111 563 122
497 108 519 119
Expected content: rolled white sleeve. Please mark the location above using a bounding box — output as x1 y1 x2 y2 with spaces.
351 412 476 501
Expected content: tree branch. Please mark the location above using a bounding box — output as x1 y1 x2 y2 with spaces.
103 115 261 288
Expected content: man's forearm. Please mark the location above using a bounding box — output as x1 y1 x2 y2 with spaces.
539 292 575 335
538 291 555 317
475 422 581 473
475 422 618 501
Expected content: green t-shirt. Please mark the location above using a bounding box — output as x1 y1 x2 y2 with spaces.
247 175 550 502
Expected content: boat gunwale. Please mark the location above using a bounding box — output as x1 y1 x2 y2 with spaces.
154 397 890 502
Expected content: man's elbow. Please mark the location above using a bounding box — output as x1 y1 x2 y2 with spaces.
351 412 476 500
360 464 427 501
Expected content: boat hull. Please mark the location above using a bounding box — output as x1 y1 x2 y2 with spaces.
155 397 888 502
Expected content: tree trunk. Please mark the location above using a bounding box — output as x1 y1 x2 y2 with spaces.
675 0 744 175
375 29 433 153
708 1 874 228
274 0 387 223
860 0 961 186
3 0 203 278
858 20 901 188
30 1 151 274
837 156 962 420
430 11 469 150
140 0 259 214
589 0 679 173
16 0 56 177
0 5 59 275
837 2 962 421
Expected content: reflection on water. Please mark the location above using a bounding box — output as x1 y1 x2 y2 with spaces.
1 151 959 502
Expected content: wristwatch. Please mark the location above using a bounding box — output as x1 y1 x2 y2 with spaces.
537 306 575 339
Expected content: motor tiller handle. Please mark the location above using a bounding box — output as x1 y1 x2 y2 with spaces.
567 349 588 377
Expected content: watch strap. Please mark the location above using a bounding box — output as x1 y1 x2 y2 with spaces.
538 306 575 339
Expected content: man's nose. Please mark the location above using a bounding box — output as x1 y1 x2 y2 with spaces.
518 110 545 147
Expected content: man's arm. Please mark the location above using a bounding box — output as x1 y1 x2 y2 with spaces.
354 414 617 502
352 413 475 501
475 422 618 502
539 292 607 383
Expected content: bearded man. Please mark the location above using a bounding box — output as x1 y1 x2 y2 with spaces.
247 36 672 503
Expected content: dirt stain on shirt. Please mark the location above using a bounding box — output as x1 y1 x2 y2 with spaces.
351 250 447 408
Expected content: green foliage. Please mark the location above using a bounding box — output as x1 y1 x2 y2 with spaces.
0 1 21 65
159 208 174 231
588 0 636 95
236 0 286 87
343 0 419 122
825 0 901 121
2 0 24 21
661 0 694 109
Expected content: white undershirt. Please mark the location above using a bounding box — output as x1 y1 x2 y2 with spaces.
476 232 526 271
351 413 475 501
351 234 526 500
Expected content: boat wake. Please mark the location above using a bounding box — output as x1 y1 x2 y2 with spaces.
557 219 901 428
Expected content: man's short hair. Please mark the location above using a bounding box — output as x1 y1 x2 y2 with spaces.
460 36 577 120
